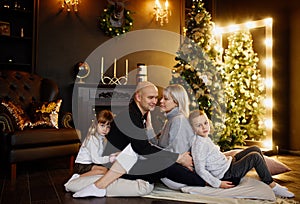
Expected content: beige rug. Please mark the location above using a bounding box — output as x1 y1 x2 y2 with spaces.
144 184 299 204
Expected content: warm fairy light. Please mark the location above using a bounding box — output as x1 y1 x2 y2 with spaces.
228 24 239 33
264 98 273 108
214 26 224 35
265 78 273 88
265 38 273 47
264 119 273 129
262 139 273 149
245 21 256 29
264 58 273 68
264 18 273 26
217 17 274 149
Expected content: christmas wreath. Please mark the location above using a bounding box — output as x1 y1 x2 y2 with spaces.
99 5 133 37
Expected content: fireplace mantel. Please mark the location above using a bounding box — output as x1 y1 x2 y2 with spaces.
72 83 136 139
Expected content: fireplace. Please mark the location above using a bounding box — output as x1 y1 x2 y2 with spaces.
73 84 136 140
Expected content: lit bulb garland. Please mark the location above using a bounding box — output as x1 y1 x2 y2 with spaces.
99 5 133 37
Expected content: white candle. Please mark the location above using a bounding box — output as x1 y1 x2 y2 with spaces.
155 0 161 8
114 58 117 77
125 59 128 76
101 57 104 76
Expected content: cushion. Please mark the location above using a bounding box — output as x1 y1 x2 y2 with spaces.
29 99 62 129
64 174 154 197
264 156 291 175
181 177 276 201
0 100 31 130
224 149 291 175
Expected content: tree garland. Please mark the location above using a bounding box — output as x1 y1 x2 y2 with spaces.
99 5 133 37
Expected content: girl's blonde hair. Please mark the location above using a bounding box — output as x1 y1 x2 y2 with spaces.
97 109 114 124
164 84 190 117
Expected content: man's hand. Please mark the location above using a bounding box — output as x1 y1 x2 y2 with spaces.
146 112 153 130
176 152 194 171
220 180 235 189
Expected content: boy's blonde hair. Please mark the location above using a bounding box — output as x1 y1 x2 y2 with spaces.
189 109 207 125
189 109 214 134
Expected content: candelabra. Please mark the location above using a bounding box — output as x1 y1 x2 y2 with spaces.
154 0 171 26
61 0 79 12
100 57 128 85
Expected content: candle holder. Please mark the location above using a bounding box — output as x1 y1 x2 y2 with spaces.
101 75 128 85
100 57 128 85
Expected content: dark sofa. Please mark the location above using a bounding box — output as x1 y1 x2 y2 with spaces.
0 70 81 184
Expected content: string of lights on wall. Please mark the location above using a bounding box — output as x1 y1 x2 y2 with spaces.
215 18 273 149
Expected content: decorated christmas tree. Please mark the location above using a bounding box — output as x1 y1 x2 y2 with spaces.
170 0 225 146
219 30 266 150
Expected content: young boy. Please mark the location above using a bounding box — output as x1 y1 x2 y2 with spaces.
189 109 294 198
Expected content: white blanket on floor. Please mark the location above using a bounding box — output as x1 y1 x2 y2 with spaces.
144 177 278 204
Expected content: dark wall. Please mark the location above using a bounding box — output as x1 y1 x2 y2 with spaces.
37 0 108 113
289 7 300 151
37 0 183 114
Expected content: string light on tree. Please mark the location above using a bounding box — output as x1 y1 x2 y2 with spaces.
170 0 226 149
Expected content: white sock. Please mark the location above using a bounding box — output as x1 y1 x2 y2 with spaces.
272 183 294 198
64 174 80 192
73 184 106 198
275 183 288 190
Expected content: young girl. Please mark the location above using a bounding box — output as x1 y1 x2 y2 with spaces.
73 109 118 178
189 109 294 198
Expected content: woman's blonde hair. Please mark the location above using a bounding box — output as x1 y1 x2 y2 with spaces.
164 84 190 117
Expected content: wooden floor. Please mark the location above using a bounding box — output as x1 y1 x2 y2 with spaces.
0 154 299 204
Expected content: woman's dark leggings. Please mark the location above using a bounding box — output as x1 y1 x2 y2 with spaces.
122 162 206 186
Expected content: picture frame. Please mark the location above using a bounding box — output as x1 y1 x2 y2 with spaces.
0 21 11 36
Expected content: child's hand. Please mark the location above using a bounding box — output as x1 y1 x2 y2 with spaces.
109 154 117 163
109 152 120 163
220 181 235 189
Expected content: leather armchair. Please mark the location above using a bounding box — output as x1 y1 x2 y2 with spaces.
0 70 81 184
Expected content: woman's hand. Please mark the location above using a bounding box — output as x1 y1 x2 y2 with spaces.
220 180 235 189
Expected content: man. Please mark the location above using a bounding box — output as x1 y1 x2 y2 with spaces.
73 81 205 198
